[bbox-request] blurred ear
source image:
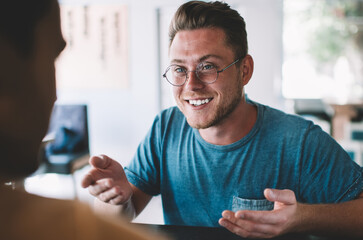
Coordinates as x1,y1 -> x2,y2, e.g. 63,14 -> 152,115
240,54 -> 254,87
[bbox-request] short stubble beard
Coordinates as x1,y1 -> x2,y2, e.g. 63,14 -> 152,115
190,71 -> 244,129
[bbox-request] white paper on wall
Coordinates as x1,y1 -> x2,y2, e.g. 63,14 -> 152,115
56,4 -> 128,89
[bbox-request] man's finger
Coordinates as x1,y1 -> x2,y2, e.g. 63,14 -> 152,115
219,218 -> 273,239
89,155 -> 111,169
221,211 -> 284,238
88,178 -> 114,196
223,209 -> 278,225
81,172 -> 95,188
109,194 -> 126,205
264,188 -> 296,205
97,187 -> 122,203
235,209 -> 281,225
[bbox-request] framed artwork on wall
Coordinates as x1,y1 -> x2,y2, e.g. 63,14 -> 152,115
56,4 -> 129,89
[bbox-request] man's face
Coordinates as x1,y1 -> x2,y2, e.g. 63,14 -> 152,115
0,0 -> 65,177
169,28 -> 243,129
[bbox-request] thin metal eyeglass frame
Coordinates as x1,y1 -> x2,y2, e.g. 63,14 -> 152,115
163,56 -> 243,87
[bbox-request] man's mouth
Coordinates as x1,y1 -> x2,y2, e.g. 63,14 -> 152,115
188,98 -> 213,107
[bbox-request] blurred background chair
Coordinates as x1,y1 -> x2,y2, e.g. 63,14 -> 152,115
293,99 -> 334,135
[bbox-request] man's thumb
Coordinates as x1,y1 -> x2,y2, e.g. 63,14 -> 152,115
89,154 -> 111,169
264,188 -> 296,205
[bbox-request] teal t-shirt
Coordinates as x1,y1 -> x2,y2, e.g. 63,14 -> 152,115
125,100 -> 363,227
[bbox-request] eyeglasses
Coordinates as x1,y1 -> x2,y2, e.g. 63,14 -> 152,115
162,57 -> 242,87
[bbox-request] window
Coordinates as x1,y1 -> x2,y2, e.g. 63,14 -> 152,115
283,0 -> 363,103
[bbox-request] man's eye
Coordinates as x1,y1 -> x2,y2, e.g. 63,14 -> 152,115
175,67 -> 185,72
173,67 -> 186,74
200,64 -> 216,71
171,66 -> 186,77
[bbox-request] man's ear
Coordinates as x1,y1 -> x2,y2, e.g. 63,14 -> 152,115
241,54 -> 254,86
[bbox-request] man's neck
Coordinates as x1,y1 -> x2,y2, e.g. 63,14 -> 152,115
198,100 -> 257,145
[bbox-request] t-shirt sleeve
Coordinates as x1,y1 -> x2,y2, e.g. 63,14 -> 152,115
124,115 -> 162,196
299,124 -> 363,203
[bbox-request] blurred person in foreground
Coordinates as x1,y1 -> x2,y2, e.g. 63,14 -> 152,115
82,1 -> 363,239
0,1 -> 166,239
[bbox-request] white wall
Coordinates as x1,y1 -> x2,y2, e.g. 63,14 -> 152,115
57,0 -> 183,165
238,0 -> 284,109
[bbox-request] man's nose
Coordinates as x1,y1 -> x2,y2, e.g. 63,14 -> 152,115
184,71 -> 204,90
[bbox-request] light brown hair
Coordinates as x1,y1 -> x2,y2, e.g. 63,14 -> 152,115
169,1 -> 248,59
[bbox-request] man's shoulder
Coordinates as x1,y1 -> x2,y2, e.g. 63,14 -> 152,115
252,100 -> 316,133
0,189 -> 159,240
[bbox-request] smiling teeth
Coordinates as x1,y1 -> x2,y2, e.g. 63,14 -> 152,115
189,98 -> 210,106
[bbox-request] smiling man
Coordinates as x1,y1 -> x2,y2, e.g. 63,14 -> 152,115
82,1 -> 363,238
168,27 -> 256,144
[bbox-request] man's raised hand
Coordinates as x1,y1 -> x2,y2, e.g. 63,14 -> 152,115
81,155 -> 133,205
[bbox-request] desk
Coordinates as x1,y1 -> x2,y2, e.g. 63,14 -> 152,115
135,224 -> 357,240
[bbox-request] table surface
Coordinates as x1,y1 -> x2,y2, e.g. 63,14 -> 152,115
135,224 -> 358,240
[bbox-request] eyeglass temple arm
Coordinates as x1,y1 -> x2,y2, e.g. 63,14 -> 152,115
217,57 -> 242,73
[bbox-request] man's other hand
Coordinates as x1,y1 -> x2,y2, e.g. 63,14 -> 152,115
219,189 -> 300,239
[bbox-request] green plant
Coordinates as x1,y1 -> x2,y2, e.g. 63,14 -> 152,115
306,0 -> 363,71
